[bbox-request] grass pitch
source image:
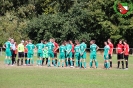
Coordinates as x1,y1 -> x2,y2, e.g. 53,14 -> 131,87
0,54 -> 133,88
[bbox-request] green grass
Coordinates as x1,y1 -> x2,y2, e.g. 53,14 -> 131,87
0,54 -> 133,88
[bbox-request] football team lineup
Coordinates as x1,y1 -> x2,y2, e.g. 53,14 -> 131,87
3,38 -> 129,70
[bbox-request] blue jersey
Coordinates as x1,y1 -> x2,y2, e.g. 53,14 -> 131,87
46,42 -> 54,52
59,45 -> 66,53
74,45 -> 80,53
90,44 -> 97,54
104,45 -> 110,55
66,44 -> 72,52
80,42 -> 87,53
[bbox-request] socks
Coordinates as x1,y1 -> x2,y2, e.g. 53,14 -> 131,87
21,59 -> 23,65
95,61 -> 98,68
106,62 -> 109,68
31,58 -> 34,64
27,59 -> 29,65
76,60 -> 78,67
17,59 -> 20,66
58,62 -> 60,67
90,61 -> 93,68
126,61 -> 128,68
121,61 -> 124,69
25,59 -> 27,64
62,62 -> 64,67
83,62 -> 86,68
110,61 -> 112,67
66,61 -> 68,67
52,60 -> 56,66
48,59 -> 50,66
117,61 -> 120,68
70,60 -> 72,66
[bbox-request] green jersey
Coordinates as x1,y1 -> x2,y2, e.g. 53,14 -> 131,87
5,41 -> 11,50
90,44 -> 97,54
36,43 -> 45,53
26,43 -> 35,53
104,45 -> 110,55
66,44 -> 72,52
80,42 -> 87,53
59,45 -> 66,53
74,45 -> 80,53
46,42 -> 54,52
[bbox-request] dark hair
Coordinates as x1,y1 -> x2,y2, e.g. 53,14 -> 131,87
82,39 -> 86,43
124,40 -> 127,43
108,39 -> 111,42
92,40 -> 95,43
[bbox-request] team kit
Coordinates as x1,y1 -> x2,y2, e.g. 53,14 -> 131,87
3,38 -> 129,70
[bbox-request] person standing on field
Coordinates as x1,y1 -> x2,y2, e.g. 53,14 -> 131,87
123,40 -> 129,70
116,40 -> 124,69
3,38 -> 12,65
69,40 -> 75,66
24,41 -> 28,65
17,40 -> 25,66
107,39 -> 114,68
74,40 -> 80,67
103,42 -> 110,69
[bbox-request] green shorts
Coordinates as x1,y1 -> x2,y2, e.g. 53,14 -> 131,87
27,52 -> 33,58
90,53 -> 97,60
66,52 -> 72,58
43,54 -> 48,58
59,53 -> 65,59
80,52 -> 86,59
75,53 -> 80,60
48,51 -> 54,58
104,54 -> 109,60
37,52 -> 43,58
5,49 -> 12,57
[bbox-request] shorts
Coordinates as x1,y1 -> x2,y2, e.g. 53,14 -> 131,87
109,54 -> 112,59
75,53 -> 80,60
72,52 -> 74,59
90,53 -> 96,60
104,54 -> 109,60
124,55 -> 128,60
43,54 -> 48,58
37,52 -> 43,58
5,50 -> 12,57
117,54 -> 123,60
24,53 -> 27,58
18,52 -> 24,58
80,52 -> 86,59
66,52 -> 72,58
48,51 -> 54,58
59,53 -> 65,59
54,53 -> 57,58
27,52 -> 33,58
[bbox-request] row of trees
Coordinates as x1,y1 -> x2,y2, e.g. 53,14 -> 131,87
0,0 -> 133,47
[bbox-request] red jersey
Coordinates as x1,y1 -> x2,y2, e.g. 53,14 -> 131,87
71,44 -> 74,53
117,44 -> 124,54
124,44 -> 129,55
24,44 -> 28,53
15,45 -> 18,54
108,43 -> 113,54
54,42 -> 59,53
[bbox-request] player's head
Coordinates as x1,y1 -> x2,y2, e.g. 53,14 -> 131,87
108,39 -> 112,43
69,40 -> 73,44
90,40 -> 95,44
8,38 -> 11,41
81,39 -> 86,43
52,38 -> 55,42
62,41 -> 65,45
21,40 -> 24,44
41,40 -> 44,43
11,39 -> 14,43
104,41 -> 108,45
50,38 -> 53,42
28,40 -> 32,43
123,40 -> 127,45
64,40 -> 67,45
119,40 -> 122,44
25,40 -> 28,44
75,40 -> 79,45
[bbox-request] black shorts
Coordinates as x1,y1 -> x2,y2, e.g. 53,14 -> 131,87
54,53 -> 57,58
109,54 -> 112,59
18,52 -> 24,58
124,55 -> 129,60
25,53 -> 27,58
72,52 -> 74,59
117,54 -> 123,60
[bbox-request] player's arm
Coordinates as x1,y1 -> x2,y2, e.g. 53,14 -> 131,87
3,44 -> 6,48
96,45 -> 99,51
54,43 -> 59,52
110,45 -> 113,56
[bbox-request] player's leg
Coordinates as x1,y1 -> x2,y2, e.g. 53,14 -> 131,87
66,54 -> 69,67
94,54 -> 98,68
4,50 -> 8,65
83,52 -> 86,68
124,55 -> 128,69
89,54 -> 93,68
109,54 -> 112,68
40,53 -> 43,66
75,53 -> 79,67
21,52 -> 24,65
58,53 -> 62,67
69,52 -> 73,67
30,54 -> 34,65
117,54 -> 121,68
51,52 -> 56,66
120,54 -> 124,69
24,53 -> 27,65
72,52 -> 74,66
8,50 -> 12,65
17,52 -> 21,66
47,52 -> 51,67
27,53 -> 30,65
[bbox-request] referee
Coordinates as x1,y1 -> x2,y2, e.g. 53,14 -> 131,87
17,40 -> 25,66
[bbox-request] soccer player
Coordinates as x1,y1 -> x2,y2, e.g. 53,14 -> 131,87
79,39 -> 87,69
52,38 -> 59,65
103,41 -> 110,69
17,40 -> 25,66
107,39 -> 114,68
74,40 -> 80,67
24,41 -> 28,65
36,40 -> 45,66
42,46 -> 48,65
69,40 -> 75,66
123,40 -> 129,70
46,39 -> 55,67
116,40 -> 124,69
58,41 -> 66,67
3,38 -> 12,65
65,41 -> 73,67
90,40 -> 99,68
10,39 -> 16,65
26,40 -> 35,65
